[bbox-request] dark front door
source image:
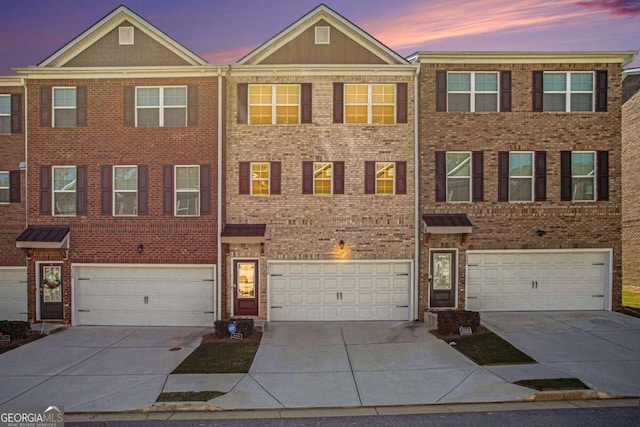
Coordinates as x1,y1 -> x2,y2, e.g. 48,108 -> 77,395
429,250 -> 457,308
40,264 -> 64,320
233,260 -> 258,316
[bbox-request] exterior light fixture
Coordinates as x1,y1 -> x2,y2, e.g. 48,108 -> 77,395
536,230 -> 546,237
339,240 -> 345,250
137,243 -> 144,254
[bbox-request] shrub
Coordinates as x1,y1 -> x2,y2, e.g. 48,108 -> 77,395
0,320 -> 31,339
213,319 -> 254,338
436,310 -> 480,335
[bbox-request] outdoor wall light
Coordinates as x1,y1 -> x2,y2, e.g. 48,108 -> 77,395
339,240 -> 345,250
137,243 -> 144,254
536,229 -> 546,237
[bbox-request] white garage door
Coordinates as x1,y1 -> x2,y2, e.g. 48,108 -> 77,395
0,267 -> 28,321
466,251 -> 609,311
269,261 -> 411,321
74,265 -> 215,326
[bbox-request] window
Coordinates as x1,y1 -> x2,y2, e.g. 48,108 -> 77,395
376,162 -> 395,195
113,166 -> 137,216
53,166 -> 76,215
344,84 -> 395,124
314,162 -> 332,195
119,26 -> 134,45
136,86 -> 187,127
175,166 -> 199,216
543,72 -> 593,112
315,26 -> 330,44
509,152 -> 533,202
447,72 -> 498,112
0,95 -> 9,133
53,87 -> 76,127
571,152 -> 595,201
251,163 -> 270,195
248,84 -> 299,124
446,152 -> 471,202
0,172 -> 8,203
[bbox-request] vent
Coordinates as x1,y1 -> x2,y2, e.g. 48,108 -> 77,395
119,26 -> 134,45
315,26 -> 330,44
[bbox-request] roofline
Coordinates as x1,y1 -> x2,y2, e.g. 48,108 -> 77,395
228,63 -> 418,77
14,65 -> 220,79
409,51 -> 637,65
0,76 -> 23,86
623,67 -> 640,75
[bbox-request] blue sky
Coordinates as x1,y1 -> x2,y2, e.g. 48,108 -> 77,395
0,0 -> 638,74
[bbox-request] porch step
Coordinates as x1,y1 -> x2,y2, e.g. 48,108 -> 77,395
31,323 -> 67,335
423,312 -> 438,330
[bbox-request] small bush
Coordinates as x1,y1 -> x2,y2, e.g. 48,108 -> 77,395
213,319 -> 254,338
436,310 -> 480,335
0,320 -> 31,339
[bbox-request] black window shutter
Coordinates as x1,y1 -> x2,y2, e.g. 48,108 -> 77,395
270,162 -> 281,195
596,70 -> 608,112
498,151 -> 509,202
76,86 -> 87,127
40,165 -> 51,214
435,151 -> 446,202
561,151 -> 572,201
239,162 -> 250,194
163,165 -> 174,215
200,164 -> 211,215
40,86 -> 51,127
301,83 -> 312,124
302,161 -> 314,194
9,170 -> 20,202
396,83 -> 408,123
123,86 -> 135,126
436,71 -> 447,112
472,151 -> 484,201
500,71 -> 512,112
597,151 -> 609,200
534,151 -> 547,201
333,83 -> 344,123
138,165 -> 148,215
11,94 -> 21,133
101,165 -> 112,214
76,166 -> 87,215
188,85 -> 198,126
396,161 -> 407,195
237,83 -> 248,124
532,71 -> 543,112
333,161 -> 344,195
364,161 -> 376,194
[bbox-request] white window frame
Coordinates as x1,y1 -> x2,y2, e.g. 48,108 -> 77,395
113,165 -> 138,217
174,165 -> 200,216
0,95 -> 10,134
543,72 -> 595,112
119,26 -> 134,45
52,87 -> 76,128
344,84 -> 396,124
0,171 -> 9,204
248,84 -> 300,125
375,162 -> 395,195
446,152 -> 471,203
571,151 -> 596,202
447,72 -> 499,112
508,151 -> 534,203
250,162 -> 270,196
313,162 -> 333,195
52,166 -> 76,217
135,86 -> 187,127
315,26 -> 330,44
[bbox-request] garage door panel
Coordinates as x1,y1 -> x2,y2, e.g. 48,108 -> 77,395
0,268 -> 28,321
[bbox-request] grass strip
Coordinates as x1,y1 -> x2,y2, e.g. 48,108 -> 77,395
448,332 -> 536,365
156,391 -> 225,402
172,342 -> 260,374
515,378 -> 589,391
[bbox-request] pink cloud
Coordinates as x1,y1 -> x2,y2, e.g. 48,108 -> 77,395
202,45 -> 256,64
575,0 -> 640,16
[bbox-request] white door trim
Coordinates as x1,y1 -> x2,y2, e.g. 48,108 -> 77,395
35,261 -> 64,322
230,257 -> 260,318
428,248 -> 459,310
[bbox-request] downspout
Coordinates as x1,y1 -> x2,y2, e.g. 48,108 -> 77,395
413,65 -> 420,321
216,67 -> 223,321
21,77 -> 28,229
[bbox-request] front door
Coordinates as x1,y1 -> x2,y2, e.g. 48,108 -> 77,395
40,264 -> 63,320
429,250 -> 457,308
233,260 -> 258,316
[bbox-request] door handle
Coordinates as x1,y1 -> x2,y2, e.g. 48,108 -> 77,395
339,292 -> 343,300
532,281 -> 534,289
535,281 -> 538,289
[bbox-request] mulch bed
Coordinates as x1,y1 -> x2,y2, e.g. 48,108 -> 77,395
430,325 -> 491,341
0,333 -> 45,355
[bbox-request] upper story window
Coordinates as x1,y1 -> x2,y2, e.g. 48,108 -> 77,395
376,162 -> 395,195
251,162 -> 270,195
543,72 -> 594,112
249,84 -> 299,124
175,165 -> 199,216
314,162 -> 332,195
570,151 -> 595,201
0,95 -> 10,133
446,152 -> 471,202
344,84 -> 395,124
53,166 -> 76,216
509,152 -> 534,202
53,87 -> 77,127
136,86 -> 187,127
448,72 -> 498,112
0,171 -> 9,203
114,166 -> 137,216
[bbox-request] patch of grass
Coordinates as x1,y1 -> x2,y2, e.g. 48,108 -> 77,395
448,332 -> 536,365
172,342 -> 260,374
0,344 -> 19,355
515,378 -> 589,391
623,289 -> 640,309
156,391 -> 225,402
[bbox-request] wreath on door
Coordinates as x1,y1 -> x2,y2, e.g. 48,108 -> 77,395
43,268 -> 61,290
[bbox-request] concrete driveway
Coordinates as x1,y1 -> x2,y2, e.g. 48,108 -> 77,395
0,326 -> 208,412
481,311 -> 640,397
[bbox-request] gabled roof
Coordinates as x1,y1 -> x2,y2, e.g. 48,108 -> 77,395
38,5 -> 207,67
237,4 -> 407,65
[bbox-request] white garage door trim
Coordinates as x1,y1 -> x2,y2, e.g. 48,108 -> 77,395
0,267 -> 28,322
72,263 -> 216,326
465,249 -> 612,311
267,260 -> 414,322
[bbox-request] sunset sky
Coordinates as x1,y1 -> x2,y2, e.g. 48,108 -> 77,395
0,0 -> 638,74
